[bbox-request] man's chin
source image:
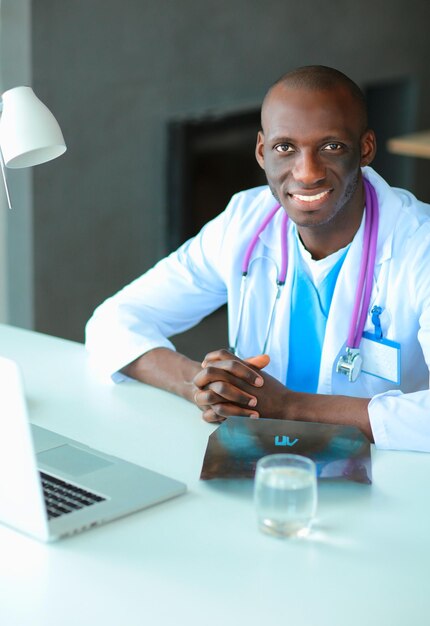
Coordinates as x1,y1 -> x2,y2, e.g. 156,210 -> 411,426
289,213 -> 335,229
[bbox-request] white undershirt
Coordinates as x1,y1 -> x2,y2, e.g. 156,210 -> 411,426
293,211 -> 366,288
296,236 -> 350,287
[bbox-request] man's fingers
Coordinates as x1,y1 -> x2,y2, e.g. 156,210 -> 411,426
202,350 -> 270,370
201,404 -> 259,422
195,382 -> 257,408
194,362 -> 263,389
201,349 -> 232,366
194,389 -> 222,408
194,350 -> 268,422
244,354 -> 270,369
202,408 -> 224,423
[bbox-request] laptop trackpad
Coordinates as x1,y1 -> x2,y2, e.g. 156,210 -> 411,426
37,445 -> 114,477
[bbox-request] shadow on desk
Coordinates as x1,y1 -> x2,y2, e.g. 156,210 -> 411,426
201,476 -> 374,507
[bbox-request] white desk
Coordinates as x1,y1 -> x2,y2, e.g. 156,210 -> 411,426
0,324 -> 429,626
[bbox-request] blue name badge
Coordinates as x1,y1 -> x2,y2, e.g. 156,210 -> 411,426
360,331 -> 401,384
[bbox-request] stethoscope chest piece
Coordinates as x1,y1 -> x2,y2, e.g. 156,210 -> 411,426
335,178 -> 379,383
336,348 -> 363,383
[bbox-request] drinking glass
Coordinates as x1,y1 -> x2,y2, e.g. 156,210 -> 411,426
254,454 -> 317,538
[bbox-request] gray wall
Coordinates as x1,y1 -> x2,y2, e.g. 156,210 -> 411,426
0,0 -> 33,329
26,0 -> 430,343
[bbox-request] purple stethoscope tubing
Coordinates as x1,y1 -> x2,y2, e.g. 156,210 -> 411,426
349,178 -> 379,348
234,177 -> 379,358
241,202 -> 288,284
232,203 -> 288,355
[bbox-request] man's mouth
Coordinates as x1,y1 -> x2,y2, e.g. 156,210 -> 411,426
290,189 -> 331,203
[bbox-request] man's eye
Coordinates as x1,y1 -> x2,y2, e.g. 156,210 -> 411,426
324,143 -> 343,151
275,144 -> 294,153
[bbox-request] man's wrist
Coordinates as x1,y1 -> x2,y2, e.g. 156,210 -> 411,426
281,389 -> 301,421
279,389 -> 372,440
123,348 -> 201,402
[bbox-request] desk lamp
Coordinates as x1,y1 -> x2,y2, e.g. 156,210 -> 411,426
0,86 -> 66,209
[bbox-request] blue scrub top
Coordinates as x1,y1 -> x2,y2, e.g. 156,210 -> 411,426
286,237 -> 348,394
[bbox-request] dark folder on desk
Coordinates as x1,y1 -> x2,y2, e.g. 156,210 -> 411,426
200,417 -> 371,484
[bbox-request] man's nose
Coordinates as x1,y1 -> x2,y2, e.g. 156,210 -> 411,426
292,151 -> 326,186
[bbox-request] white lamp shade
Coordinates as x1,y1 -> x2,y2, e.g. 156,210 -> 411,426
0,86 -> 66,168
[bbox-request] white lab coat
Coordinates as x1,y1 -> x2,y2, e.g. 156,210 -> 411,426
85,167 -> 430,451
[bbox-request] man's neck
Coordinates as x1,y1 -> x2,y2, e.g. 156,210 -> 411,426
297,184 -> 365,260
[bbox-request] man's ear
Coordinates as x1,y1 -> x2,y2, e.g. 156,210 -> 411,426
255,130 -> 265,170
360,129 -> 377,167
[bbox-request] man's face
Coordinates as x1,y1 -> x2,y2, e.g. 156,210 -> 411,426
255,85 -> 376,230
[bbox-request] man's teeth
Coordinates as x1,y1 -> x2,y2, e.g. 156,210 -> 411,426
293,191 -> 329,202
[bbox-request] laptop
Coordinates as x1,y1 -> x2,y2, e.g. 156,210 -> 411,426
0,356 -> 186,542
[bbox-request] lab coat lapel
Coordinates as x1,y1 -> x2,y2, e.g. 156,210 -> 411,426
250,168 -> 400,390
319,168 -> 398,394
257,207 -> 294,382
318,224 -> 364,394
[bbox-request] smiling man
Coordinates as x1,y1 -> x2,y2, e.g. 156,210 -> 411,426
256,69 -> 375,258
86,65 -> 430,452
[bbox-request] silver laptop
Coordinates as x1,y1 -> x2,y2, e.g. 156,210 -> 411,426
0,356 -> 186,542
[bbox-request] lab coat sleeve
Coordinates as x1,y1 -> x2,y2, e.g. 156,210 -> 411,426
85,203 -> 235,382
368,229 -> 430,451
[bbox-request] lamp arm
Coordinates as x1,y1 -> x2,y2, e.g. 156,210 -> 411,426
0,98 -> 12,209
0,101 -> 12,209
0,149 -> 12,210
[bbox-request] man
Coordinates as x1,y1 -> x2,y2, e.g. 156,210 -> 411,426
86,65 -> 430,451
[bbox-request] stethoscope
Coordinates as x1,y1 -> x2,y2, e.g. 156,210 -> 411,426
230,178 -> 379,383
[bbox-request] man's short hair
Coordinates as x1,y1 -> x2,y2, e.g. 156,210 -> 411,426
264,65 -> 368,132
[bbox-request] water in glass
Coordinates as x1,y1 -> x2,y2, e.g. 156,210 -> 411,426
254,455 -> 317,538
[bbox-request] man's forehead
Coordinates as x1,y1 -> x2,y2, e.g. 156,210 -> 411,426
261,84 -> 362,137
264,81 -> 355,107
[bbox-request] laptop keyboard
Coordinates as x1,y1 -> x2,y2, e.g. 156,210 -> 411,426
40,472 -> 106,520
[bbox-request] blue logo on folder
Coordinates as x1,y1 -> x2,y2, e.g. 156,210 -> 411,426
274,435 -> 299,447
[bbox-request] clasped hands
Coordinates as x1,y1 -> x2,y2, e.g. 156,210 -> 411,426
192,349 -> 290,423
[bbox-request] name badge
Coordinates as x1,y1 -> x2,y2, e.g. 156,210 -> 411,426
360,331 -> 401,384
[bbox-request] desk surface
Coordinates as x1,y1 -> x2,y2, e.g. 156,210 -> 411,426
387,130 -> 430,159
1,324 -> 429,626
